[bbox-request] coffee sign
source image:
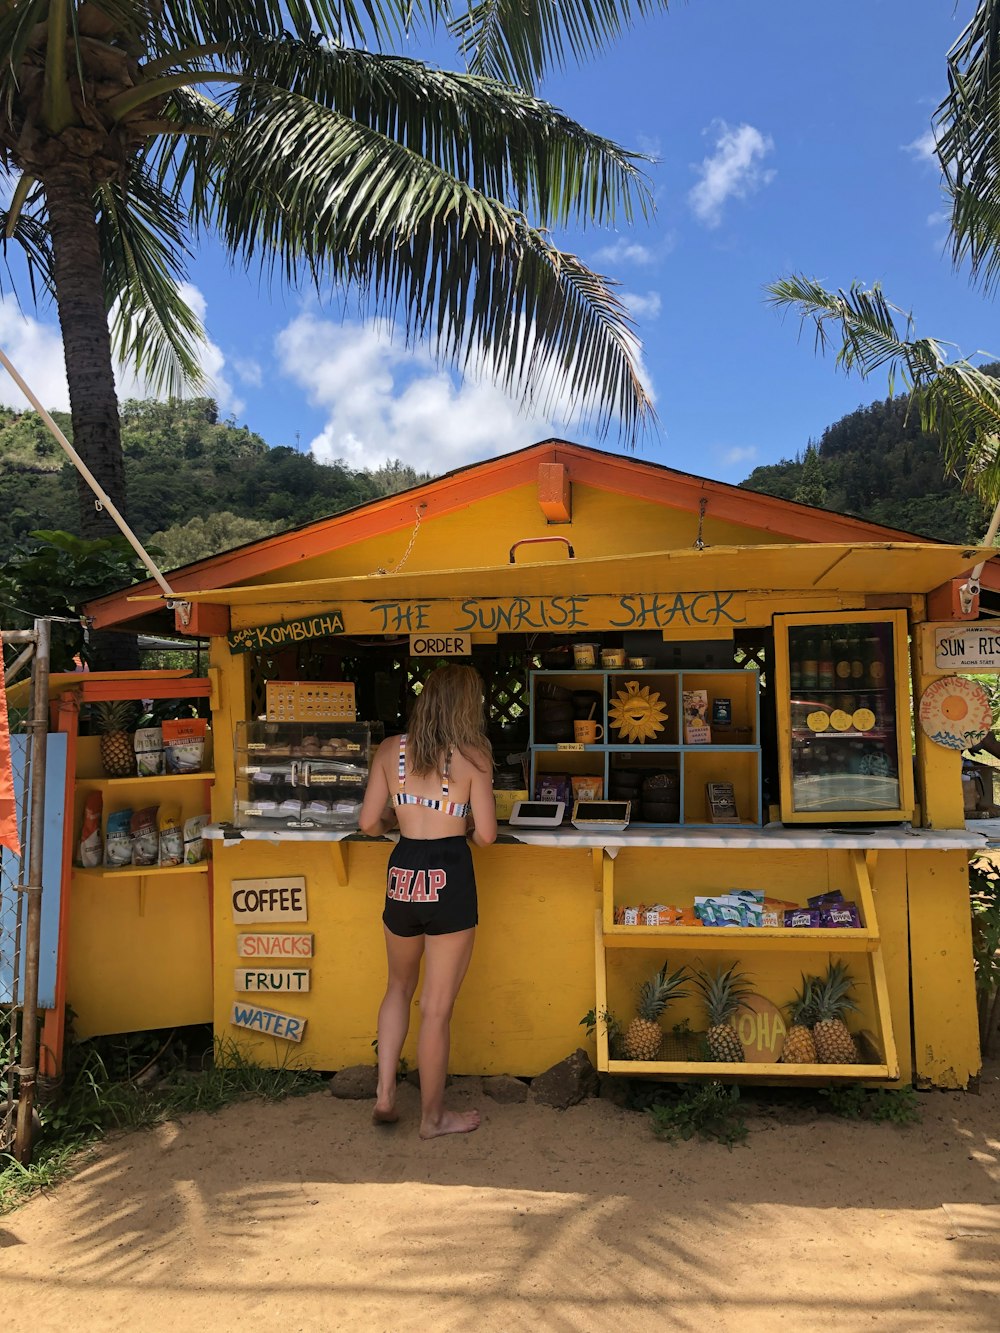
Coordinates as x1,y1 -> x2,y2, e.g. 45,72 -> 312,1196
231,877 -> 308,923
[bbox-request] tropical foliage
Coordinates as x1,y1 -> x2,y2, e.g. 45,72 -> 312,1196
767,1 -> 1000,513
741,379 -> 991,542
0,398 -> 432,548
0,0 -> 665,538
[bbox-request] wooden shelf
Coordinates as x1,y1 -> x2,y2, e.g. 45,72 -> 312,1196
603,926 -> 879,953
75,862 -> 210,879
77,772 -> 215,788
605,1058 -> 893,1080
592,847 -> 900,1082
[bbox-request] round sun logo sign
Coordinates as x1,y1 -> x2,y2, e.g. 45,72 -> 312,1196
609,680 -> 669,744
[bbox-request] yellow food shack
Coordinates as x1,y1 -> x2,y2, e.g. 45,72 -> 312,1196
55,440 -> 994,1089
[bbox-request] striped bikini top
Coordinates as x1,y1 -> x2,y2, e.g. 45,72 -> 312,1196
393,734 -> 471,818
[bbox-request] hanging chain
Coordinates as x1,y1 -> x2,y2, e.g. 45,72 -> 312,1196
375,504 -> 426,576
695,496 -> 708,550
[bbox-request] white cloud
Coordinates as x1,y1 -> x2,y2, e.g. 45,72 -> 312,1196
231,355 -> 263,388
0,295 -> 70,411
275,314 -> 555,472
593,238 -> 657,266
0,284 -> 243,416
721,444 -> 757,467
623,290 -> 662,320
688,122 -> 776,228
906,128 -> 939,165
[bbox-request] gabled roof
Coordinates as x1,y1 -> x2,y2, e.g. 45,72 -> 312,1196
86,438 -> 996,631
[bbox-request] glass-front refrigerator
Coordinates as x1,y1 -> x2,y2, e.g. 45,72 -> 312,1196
773,610 -> 915,823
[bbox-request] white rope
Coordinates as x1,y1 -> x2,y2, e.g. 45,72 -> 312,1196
0,345 -> 182,609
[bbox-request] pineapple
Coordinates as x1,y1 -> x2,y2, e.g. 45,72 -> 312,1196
622,959 -> 690,1060
94,701 -> 137,778
781,974 -> 819,1064
695,964 -> 753,1062
811,961 -> 859,1064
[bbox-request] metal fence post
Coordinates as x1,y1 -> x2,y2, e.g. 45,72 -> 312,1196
14,618 -> 50,1164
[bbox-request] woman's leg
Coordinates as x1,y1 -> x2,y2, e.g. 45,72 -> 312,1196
374,925 -> 424,1123
417,927 -> 479,1138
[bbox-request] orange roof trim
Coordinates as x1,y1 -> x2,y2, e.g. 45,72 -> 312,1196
86,439 -> 985,631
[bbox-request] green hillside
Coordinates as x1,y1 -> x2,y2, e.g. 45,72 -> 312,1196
0,398 -> 431,562
739,384 -> 993,543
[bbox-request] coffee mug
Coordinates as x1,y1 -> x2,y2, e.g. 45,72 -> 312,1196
573,720 -> 605,743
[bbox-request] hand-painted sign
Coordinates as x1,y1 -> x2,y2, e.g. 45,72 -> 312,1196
228,611 -> 344,654
372,592 -> 745,634
234,968 -> 311,993
231,877 -> 307,923
237,932 -> 314,958
230,592 -> 751,642
408,633 -> 471,656
735,994 -> 787,1063
230,1002 -> 306,1043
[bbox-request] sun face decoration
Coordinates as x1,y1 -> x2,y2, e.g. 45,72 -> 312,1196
609,680 -> 669,744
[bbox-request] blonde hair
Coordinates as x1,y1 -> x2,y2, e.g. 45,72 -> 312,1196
407,665 -> 493,776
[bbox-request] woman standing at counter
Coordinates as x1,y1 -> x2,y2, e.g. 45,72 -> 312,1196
359,665 -> 497,1137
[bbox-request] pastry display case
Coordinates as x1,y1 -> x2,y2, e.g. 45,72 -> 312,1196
233,721 -> 378,830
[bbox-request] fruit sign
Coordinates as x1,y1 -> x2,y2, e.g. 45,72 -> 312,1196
734,994 -> 787,1063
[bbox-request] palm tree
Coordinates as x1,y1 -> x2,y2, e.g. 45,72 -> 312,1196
935,0 -> 1000,292
0,1 -> 667,539
768,3 -> 1000,513
766,276 -> 1000,507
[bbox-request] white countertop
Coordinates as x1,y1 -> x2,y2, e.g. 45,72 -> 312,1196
204,821 -> 986,852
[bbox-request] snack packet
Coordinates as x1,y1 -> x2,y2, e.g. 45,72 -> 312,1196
104,808 -> 134,867
677,907 -> 703,927
162,718 -> 208,775
133,726 -> 164,777
157,804 -> 184,866
78,791 -> 104,867
761,897 -> 796,927
784,908 -> 822,928
643,904 -> 681,926
808,891 -> 845,908
571,774 -> 604,802
694,897 -> 720,925
183,813 -> 210,865
131,806 -> 159,866
821,901 -> 862,928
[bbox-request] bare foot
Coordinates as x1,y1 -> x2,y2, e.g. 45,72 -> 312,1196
372,1103 -> 399,1125
419,1108 -> 481,1139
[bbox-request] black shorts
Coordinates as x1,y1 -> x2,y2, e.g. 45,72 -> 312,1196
382,835 -> 478,938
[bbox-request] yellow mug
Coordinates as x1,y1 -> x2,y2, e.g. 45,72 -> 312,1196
573,719 -> 605,744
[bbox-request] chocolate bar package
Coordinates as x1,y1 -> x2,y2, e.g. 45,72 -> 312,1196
820,901 -> 862,928
762,897 -> 796,927
807,891 -> 845,908
536,773 -> 572,806
784,908 -> 822,928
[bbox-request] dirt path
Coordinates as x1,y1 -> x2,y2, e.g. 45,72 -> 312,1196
3,1064 -> 999,1332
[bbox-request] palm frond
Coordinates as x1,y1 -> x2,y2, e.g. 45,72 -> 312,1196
0,197 -> 55,306
150,0 -> 410,51
449,0 -> 671,91
935,0 -> 1000,290
211,37 -> 651,230
208,88 -> 652,437
96,169 -> 205,397
768,273 -> 1000,505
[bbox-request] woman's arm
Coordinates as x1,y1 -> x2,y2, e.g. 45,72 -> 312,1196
358,742 -> 395,836
467,752 -> 497,847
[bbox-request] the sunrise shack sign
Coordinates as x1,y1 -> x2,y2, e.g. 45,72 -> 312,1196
227,592 -> 748,648
228,610 -> 345,653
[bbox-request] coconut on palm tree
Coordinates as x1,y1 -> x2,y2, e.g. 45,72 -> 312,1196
0,1 -> 666,543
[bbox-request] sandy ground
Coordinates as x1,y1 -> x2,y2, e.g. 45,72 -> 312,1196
2,1064 -> 999,1333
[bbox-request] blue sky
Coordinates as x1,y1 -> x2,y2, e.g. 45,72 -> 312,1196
0,1 -> 995,486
